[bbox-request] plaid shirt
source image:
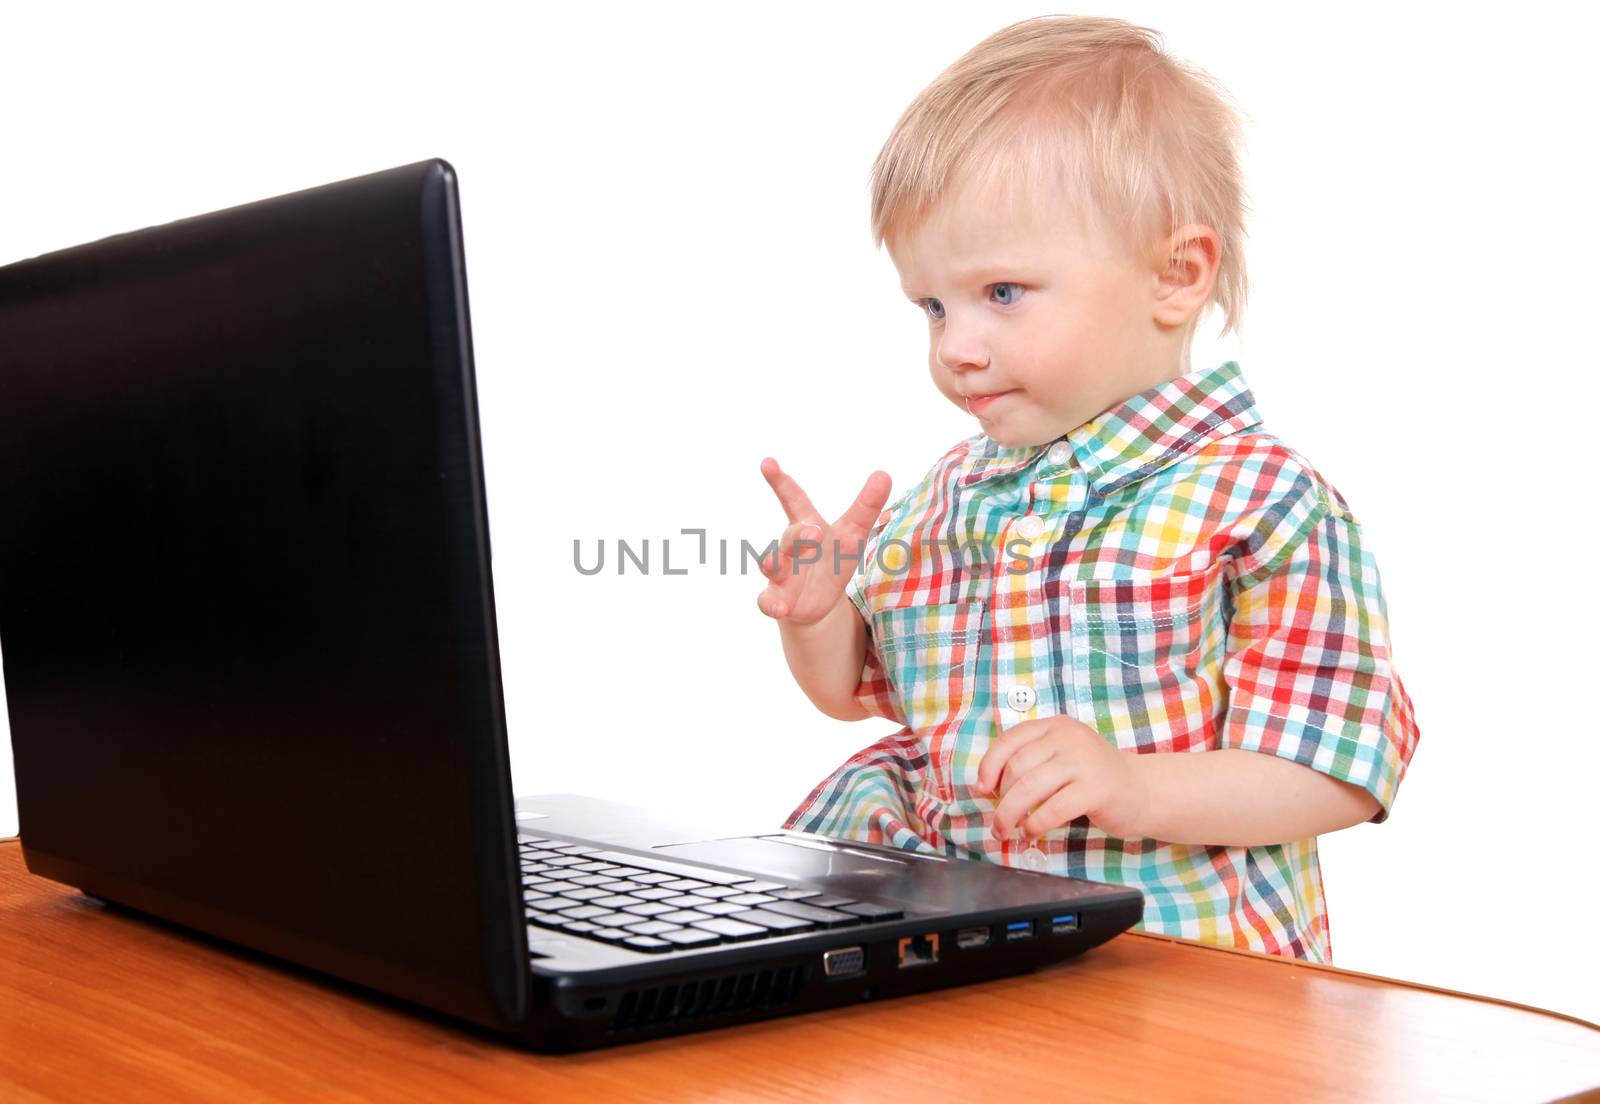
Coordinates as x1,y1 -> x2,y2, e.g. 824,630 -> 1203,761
782,360 -> 1420,961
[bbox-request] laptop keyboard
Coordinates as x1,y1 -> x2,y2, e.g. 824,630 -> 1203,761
519,835 -> 904,954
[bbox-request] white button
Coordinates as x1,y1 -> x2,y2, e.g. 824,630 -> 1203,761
1016,514 -> 1045,540
1021,847 -> 1048,871
1005,685 -> 1037,711
1046,442 -> 1072,467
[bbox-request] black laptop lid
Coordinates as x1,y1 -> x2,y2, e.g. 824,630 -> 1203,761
0,160 -> 526,1031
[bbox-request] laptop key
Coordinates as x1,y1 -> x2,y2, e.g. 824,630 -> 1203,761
592,894 -> 642,909
768,888 -> 822,900
727,909 -> 816,932
759,900 -> 861,927
568,874 -> 619,887
560,887 -> 610,902
559,905 -> 609,920
659,929 -> 721,948
550,844 -> 602,855
621,902 -> 676,917
589,911 -> 641,927
598,880 -> 650,893
623,936 -> 674,953
840,901 -> 904,921
631,887 -> 680,901
522,894 -> 565,909
589,927 -> 634,942
690,917 -> 767,941
661,879 -> 714,893
588,852 -> 752,886
697,902 -> 748,916
630,872 -> 679,885
658,909 -> 713,924
695,885 -> 743,899
726,880 -> 787,893
561,919 -> 599,933
621,919 -> 682,936
807,895 -> 859,909
660,894 -> 718,910
726,892 -> 778,906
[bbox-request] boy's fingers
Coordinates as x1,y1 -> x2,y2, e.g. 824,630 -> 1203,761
755,586 -> 789,619
975,719 -> 1046,796
995,740 -> 1062,801
992,760 -> 1073,838
760,457 -> 822,526
765,522 -> 822,579
758,521 -> 805,579
1019,788 -> 1089,841
759,532 -> 811,609
833,470 -> 893,537
757,523 -> 827,619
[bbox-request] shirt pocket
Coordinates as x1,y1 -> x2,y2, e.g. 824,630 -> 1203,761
1065,564 -> 1227,753
870,600 -> 986,736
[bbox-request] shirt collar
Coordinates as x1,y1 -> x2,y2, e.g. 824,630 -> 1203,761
960,360 -> 1263,496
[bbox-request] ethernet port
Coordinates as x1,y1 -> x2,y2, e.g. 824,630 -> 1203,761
897,932 -> 941,969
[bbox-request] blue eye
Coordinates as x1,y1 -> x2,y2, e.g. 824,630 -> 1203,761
991,282 -> 1024,305
922,298 -> 945,321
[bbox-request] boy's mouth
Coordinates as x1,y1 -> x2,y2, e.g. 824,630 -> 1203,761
965,389 -> 1015,414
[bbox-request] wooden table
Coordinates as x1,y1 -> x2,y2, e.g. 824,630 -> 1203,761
2,839 -> 1596,1103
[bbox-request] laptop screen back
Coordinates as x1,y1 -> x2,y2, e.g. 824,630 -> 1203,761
0,160 -> 526,1030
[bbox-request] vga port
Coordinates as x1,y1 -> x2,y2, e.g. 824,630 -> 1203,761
823,946 -> 865,977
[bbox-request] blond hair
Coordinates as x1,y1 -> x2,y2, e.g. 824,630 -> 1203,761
871,15 -> 1252,341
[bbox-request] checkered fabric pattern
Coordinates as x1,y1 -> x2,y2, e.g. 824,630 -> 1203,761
782,360 -> 1420,961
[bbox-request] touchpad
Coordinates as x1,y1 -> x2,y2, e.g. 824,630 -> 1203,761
654,835 -> 931,884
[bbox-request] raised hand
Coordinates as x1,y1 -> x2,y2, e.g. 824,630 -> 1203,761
756,458 -> 892,627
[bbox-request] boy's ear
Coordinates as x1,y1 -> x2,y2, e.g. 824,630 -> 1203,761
1152,224 -> 1221,327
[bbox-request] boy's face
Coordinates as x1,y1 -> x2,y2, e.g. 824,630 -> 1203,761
888,174 -> 1187,449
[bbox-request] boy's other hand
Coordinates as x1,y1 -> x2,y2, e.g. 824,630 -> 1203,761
756,458 -> 891,627
976,716 -> 1149,842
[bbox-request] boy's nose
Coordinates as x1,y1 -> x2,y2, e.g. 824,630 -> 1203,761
936,326 -> 990,372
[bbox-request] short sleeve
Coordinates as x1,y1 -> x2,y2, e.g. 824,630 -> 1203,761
1219,494 -> 1420,821
844,503 -> 908,726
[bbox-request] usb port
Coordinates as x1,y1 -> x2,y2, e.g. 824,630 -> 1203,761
956,926 -> 991,950
1051,913 -> 1080,934
1004,920 -> 1034,942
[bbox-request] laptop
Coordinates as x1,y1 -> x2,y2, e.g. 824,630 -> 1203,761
0,159 -> 1143,1052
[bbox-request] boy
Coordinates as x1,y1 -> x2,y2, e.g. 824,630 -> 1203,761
755,15 -> 1419,963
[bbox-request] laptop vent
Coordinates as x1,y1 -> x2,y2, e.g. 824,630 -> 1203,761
610,964 -> 809,1033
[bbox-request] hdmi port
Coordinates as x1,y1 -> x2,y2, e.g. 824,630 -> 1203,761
957,926 -> 992,950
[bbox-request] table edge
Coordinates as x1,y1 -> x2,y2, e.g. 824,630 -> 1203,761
1122,927 -> 1599,1032
5,836 -> 1595,1034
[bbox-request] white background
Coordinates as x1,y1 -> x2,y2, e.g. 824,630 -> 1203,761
2,1 -> 1596,1024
